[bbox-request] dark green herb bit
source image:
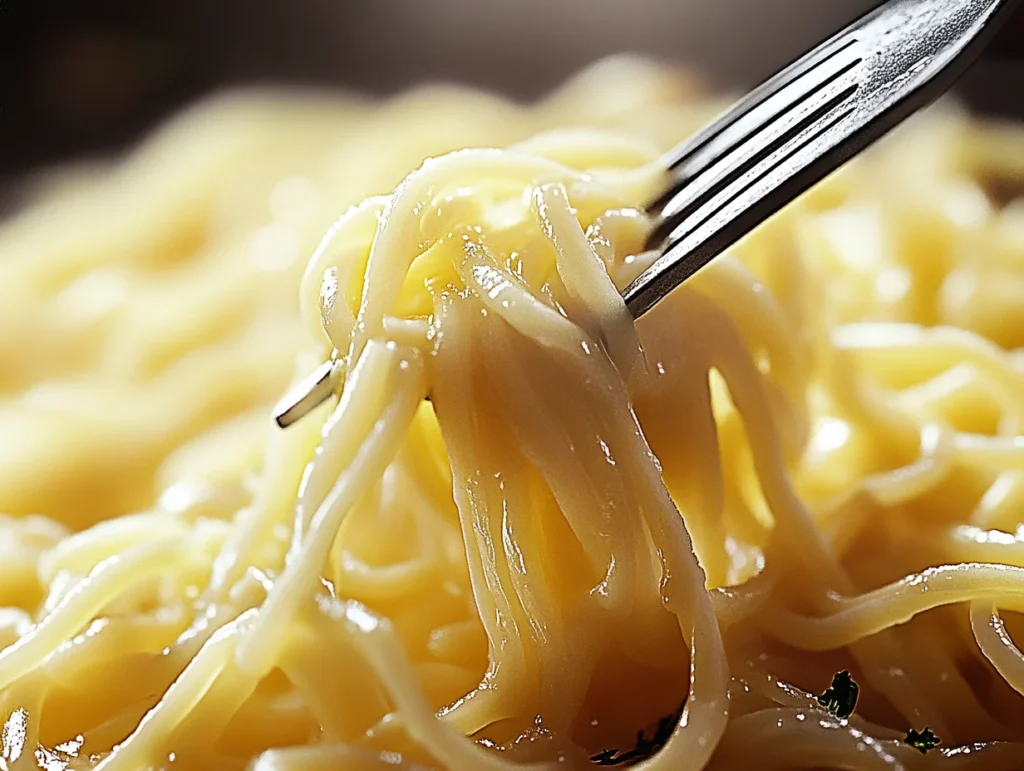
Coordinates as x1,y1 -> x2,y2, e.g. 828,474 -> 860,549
590,703 -> 683,766
816,670 -> 859,720
904,727 -> 941,754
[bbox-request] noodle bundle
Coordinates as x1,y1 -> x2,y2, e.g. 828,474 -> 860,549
0,57 -> 1024,769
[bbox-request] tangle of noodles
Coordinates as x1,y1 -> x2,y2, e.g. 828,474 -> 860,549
2,56 -> 1024,770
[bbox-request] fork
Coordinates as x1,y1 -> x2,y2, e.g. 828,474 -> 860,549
274,0 -> 1022,429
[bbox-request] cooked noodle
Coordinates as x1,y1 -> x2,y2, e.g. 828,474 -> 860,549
1,56 -> 1024,769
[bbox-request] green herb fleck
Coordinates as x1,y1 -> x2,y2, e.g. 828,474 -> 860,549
904,726 -> 941,754
590,703 -> 683,766
816,670 -> 859,720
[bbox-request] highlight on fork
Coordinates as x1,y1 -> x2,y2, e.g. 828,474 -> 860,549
2,1 -> 1024,769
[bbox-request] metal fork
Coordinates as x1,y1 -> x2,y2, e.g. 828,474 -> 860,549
274,0 -> 1021,429
626,0 -> 1021,317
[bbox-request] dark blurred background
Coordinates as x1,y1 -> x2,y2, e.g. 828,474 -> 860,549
1,0 -> 1022,181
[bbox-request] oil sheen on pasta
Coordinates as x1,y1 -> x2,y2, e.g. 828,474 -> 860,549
1,57 -> 1024,770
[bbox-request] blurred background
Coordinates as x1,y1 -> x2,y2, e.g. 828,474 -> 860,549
1,0 -> 1023,184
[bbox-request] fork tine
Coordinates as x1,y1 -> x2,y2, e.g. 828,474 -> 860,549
627,0 -> 1022,320
656,35 -> 860,184
273,359 -> 340,428
669,96 -> 858,249
644,38 -> 860,227
648,39 -> 863,248
633,96 -> 861,318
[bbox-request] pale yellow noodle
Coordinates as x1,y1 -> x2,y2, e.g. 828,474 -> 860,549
0,56 -> 1022,771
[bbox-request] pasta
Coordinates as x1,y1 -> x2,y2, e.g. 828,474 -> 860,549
1,55 -> 1024,769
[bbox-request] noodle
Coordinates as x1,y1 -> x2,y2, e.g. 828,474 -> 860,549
0,55 -> 1023,769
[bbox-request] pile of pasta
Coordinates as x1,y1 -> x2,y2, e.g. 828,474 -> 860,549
0,56 -> 1023,770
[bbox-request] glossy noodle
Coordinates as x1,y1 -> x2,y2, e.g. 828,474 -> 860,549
1,57 -> 1024,770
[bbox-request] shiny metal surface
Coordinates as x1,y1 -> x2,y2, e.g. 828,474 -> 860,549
273,0 -> 1020,429
625,0 -> 1023,319
273,360 -> 341,429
